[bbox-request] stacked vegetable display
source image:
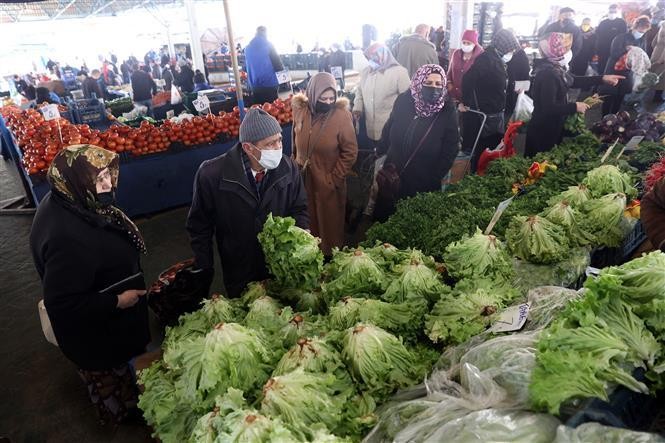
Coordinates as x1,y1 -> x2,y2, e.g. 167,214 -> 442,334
592,111 -> 665,144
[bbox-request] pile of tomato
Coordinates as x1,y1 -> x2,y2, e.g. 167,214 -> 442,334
1,95 -> 294,176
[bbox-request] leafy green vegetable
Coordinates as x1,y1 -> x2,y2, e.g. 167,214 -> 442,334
272,337 -> 347,378
444,228 -> 514,281
506,215 -> 570,264
341,324 -> 423,398
328,297 -> 422,340
258,214 -> 324,290
382,251 -> 448,305
547,184 -> 592,208
579,193 -> 629,248
323,249 -> 386,300
240,281 -> 269,306
425,279 -> 504,345
243,296 -> 290,336
512,248 -> 591,294
582,165 -> 637,198
541,201 -> 596,246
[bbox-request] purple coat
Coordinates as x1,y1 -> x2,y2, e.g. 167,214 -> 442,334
447,46 -> 483,102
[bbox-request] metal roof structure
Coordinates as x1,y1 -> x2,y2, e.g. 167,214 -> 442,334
0,0 -> 185,24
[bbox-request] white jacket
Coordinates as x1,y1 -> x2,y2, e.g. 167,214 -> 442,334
353,65 -> 411,141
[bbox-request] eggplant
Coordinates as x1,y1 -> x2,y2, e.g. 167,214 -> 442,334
617,111 -> 631,124
603,114 -> 619,127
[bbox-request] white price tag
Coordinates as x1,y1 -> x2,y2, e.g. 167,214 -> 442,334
514,80 -> 531,92
41,104 -> 60,121
489,303 -> 530,333
484,196 -> 515,235
192,95 -> 210,113
616,135 -> 644,160
275,70 -> 291,84
166,110 -> 175,119
331,66 -> 344,79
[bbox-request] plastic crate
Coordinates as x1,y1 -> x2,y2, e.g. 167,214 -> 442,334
73,102 -> 107,126
622,220 -> 647,260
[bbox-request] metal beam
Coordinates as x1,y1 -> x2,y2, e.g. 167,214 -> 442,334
88,0 -> 116,17
52,0 -> 78,20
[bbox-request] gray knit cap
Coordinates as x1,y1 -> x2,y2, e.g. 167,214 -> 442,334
239,108 -> 282,144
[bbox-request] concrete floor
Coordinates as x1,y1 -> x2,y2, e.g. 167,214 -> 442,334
0,155 -> 226,442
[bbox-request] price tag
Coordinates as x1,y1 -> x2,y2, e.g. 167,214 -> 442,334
616,135 -> 644,160
331,66 -> 344,79
484,196 -> 515,235
275,70 -> 291,84
585,266 -> 601,277
41,104 -> 60,121
514,80 -> 531,92
166,110 -> 175,119
192,95 -> 210,113
489,303 -> 530,333
600,138 -> 620,163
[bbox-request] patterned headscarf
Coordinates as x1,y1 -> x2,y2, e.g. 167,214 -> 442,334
410,64 -> 447,118
539,32 -> 573,63
364,43 -> 400,73
47,144 -> 146,253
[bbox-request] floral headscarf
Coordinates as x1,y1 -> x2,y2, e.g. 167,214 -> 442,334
539,32 -> 573,63
364,43 -> 400,73
410,64 -> 447,118
47,144 -> 146,253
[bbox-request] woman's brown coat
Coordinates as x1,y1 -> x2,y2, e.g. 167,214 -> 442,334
291,94 -> 358,255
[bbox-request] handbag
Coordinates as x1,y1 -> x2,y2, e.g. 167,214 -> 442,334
474,90 -> 505,138
38,299 -> 58,346
374,118 -> 437,221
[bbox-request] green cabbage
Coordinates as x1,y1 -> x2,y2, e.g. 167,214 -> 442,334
444,228 -> 514,281
323,249 -> 386,300
243,296 -> 289,335
541,201 -> 596,247
582,165 -> 637,198
547,184 -> 592,208
260,368 -> 349,440
272,337 -> 347,378
579,193 -> 628,248
258,214 -> 324,290
240,281 -> 269,306
329,297 -> 364,330
382,251 -> 448,305
341,323 -> 423,398
328,297 -> 421,339
506,215 -> 570,264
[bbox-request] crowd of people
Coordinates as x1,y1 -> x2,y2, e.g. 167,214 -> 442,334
24,4 -> 665,428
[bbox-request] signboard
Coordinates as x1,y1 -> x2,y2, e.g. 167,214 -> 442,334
489,303 -> 530,333
275,70 -> 291,84
41,104 -> 60,121
331,66 -> 344,80
192,95 -> 211,113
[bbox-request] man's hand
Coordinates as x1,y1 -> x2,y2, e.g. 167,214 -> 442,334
117,289 -> 146,309
602,75 -> 625,86
575,102 -> 590,113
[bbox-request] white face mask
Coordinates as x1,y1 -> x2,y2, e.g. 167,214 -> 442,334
608,12 -> 618,20
251,146 -> 282,170
461,43 -> 475,53
501,52 -> 514,63
633,31 -> 645,40
559,50 -> 573,67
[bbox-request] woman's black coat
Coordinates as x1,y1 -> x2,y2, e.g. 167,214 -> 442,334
30,193 -> 150,370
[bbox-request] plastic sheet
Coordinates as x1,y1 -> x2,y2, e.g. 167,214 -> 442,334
524,286 -> 581,331
512,248 -> 590,293
553,423 -> 665,443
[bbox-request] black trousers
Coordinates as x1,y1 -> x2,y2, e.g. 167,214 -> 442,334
251,86 -> 278,105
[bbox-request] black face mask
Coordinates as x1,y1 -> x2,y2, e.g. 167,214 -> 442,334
315,101 -> 334,114
97,191 -> 116,208
421,86 -> 444,104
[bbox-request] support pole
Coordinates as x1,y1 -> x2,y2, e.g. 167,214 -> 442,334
222,0 -> 246,120
184,0 -> 205,73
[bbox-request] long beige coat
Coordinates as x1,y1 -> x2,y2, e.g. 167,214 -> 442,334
353,65 -> 411,141
292,94 -> 358,255
651,26 -> 665,90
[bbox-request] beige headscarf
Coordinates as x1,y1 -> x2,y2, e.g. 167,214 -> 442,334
305,72 -> 337,114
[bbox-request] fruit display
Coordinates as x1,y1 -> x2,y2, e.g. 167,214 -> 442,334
0,96 -> 294,176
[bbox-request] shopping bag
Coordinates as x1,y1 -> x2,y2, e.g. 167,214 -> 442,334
511,91 -> 534,123
38,299 -> 58,346
170,84 -> 182,105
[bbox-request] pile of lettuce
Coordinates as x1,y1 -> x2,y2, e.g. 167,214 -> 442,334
529,252 -> 665,415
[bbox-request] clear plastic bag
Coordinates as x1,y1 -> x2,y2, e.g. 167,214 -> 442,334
524,286 -> 581,331
512,248 -> 590,293
553,423 -> 665,443
511,91 -> 534,123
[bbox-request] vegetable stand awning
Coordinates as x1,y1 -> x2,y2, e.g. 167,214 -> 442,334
0,0 -> 185,23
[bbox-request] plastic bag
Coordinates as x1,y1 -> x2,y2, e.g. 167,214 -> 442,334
524,286 -> 581,331
363,155 -> 387,217
511,91 -> 534,123
512,247 -> 591,293
171,84 -> 182,105
553,423 -> 665,443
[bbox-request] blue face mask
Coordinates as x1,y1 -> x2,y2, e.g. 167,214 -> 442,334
368,60 -> 381,70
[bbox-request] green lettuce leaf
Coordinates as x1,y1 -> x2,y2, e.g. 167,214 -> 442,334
444,228 -> 514,281
323,248 -> 387,300
582,164 -> 637,198
506,215 -> 570,264
547,184 -> 592,208
579,193 -> 629,248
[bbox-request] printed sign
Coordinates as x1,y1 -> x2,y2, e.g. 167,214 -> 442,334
166,110 -> 175,119
331,66 -> 344,79
275,70 -> 292,84
489,303 -> 530,333
192,95 -> 211,113
41,104 -> 60,121
514,80 -> 531,92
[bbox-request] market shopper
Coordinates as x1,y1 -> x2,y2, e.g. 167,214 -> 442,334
162,64 -> 174,92
525,33 -> 623,157
395,24 -> 439,78
292,72 -> 358,256
245,26 -> 284,104
570,18 -> 597,76
82,69 -> 104,100
353,43 -> 410,147
460,29 -> 520,172
642,177 -> 665,252
596,4 -> 628,74
176,62 -> 195,93
543,7 -> 583,56
131,66 -> 157,117
601,15 -> 652,115
193,70 -> 213,92
650,24 -> 665,102
446,29 -> 483,103
30,144 -> 149,425
506,47 -> 531,118
372,64 -> 459,222
187,108 -> 308,297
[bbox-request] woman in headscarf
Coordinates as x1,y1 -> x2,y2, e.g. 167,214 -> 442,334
292,72 -> 358,255
353,43 -> 410,147
372,64 -> 460,221
447,29 -> 484,103
460,29 -> 520,173
30,145 -> 150,425
526,33 -> 623,157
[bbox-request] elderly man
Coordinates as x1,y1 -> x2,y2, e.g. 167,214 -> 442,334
395,24 -> 439,78
187,108 -> 308,297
